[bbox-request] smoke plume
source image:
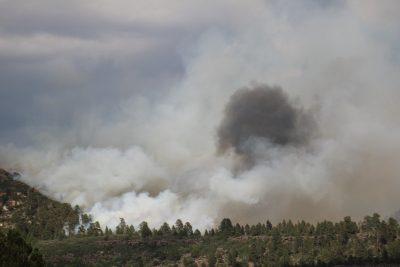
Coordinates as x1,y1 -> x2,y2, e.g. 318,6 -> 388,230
1,1 -> 400,230
217,84 -> 315,167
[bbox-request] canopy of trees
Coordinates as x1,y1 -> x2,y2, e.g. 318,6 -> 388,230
35,213 -> 400,266
0,229 -> 44,266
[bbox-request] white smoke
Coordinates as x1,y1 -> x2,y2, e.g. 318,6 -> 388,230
1,0 -> 400,230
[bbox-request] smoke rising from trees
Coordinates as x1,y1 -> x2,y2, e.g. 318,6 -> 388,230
1,1 -> 400,230
217,85 -> 315,167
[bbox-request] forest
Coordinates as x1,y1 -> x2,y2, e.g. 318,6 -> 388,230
4,212 -> 400,266
2,169 -> 400,266
2,0 -> 400,266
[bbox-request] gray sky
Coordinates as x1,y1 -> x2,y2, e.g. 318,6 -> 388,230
0,0 -> 352,145
0,0 -> 191,144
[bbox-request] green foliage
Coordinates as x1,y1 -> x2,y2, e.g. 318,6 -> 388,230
2,174 -> 399,267
219,218 -> 234,236
207,250 -> 217,267
139,221 -> 152,239
0,170 -> 80,240
14,193 -> 80,239
182,255 -> 196,267
227,248 -> 240,266
184,222 -> 193,236
87,221 -> 103,236
159,222 -> 171,235
36,213 -> 400,266
126,224 -> 136,238
0,229 -> 44,266
77,224 -> 86,236
116,217 -> 127,235
387,239 -> 400,261
81,213 -> 92,225
193,229 -> 201,238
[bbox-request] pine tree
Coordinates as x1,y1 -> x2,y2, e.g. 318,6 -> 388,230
159,222 -> 171,236
116,218 -> 127,235
219,218 -> 234,236
139,221 -> 152,239
175,219 -> 184,236
184,222 -> 193,236
193,229 -> 201,238
78,225 -> 86,236
266,220 -> 273,231
204,230 -> 209,237
126,225 -> 135,238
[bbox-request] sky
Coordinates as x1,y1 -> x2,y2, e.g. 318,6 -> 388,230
1,0 -> 400,230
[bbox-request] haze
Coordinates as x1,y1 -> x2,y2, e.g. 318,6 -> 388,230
1,0 -> 400,230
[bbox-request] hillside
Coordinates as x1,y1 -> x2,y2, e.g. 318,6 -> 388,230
0,169 -> 80,239
37,216 -> 400,266
1,168 -> 400,266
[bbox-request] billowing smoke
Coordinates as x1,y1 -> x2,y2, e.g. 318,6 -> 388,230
217,84 -> 315,167
1,1 -> 400,231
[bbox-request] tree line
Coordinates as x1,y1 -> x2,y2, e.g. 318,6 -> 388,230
5,211 -> 400,266
62,213 -> 400,266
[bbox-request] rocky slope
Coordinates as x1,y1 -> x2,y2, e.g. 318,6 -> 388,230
0,169 -> 80,239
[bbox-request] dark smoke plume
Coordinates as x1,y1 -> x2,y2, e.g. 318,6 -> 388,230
217,84 -> 314,161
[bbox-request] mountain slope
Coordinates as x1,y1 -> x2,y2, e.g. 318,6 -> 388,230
0,169 -> 79,239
